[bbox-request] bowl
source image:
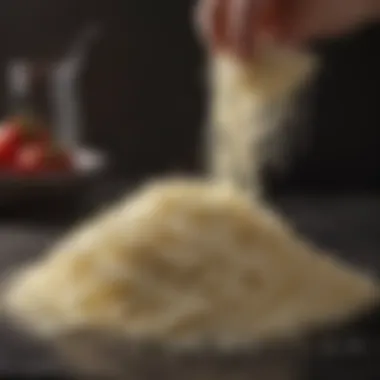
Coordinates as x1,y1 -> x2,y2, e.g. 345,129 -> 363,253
0,147 -> 107,211
53,329 -> 308,380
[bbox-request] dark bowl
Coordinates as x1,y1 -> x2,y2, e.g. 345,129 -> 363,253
52,329 -> 308,380
0,147 -> 107,213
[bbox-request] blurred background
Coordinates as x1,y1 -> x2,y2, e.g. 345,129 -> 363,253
0,0 -> 378,192
0,0 -> 378,378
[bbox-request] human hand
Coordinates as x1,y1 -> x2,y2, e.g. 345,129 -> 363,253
195,0 -> 378,58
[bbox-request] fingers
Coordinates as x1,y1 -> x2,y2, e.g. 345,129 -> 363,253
265,0 -> 297,42
230,0 -> 263,58
213,0 -> 230,49
195,0 -> 229,50
196,0 -> 373,58
194,0 -> 299,60
196,0 -> 262,58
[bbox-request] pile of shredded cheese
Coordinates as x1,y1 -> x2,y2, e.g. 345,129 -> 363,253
3,178 -> 377,349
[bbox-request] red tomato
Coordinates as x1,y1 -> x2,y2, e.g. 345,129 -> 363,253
13,144 -> 46,173
0,122 -> 24,168
48,151 -> 73,171
14,143 -> 73,174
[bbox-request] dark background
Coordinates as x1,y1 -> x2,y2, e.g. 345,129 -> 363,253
0,0 -> 378,192
0,2 -> 378,378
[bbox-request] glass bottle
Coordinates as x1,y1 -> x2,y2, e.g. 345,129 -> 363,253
5,24 -> 104,171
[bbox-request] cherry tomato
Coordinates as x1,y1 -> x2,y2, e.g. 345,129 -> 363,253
0,122 -> 24,168
14,143 -> 73,174
49,150 -> 73,171
13,144 -> 45,173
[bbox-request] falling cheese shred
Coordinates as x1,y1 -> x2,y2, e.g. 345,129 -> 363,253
207,44 -> 319,195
